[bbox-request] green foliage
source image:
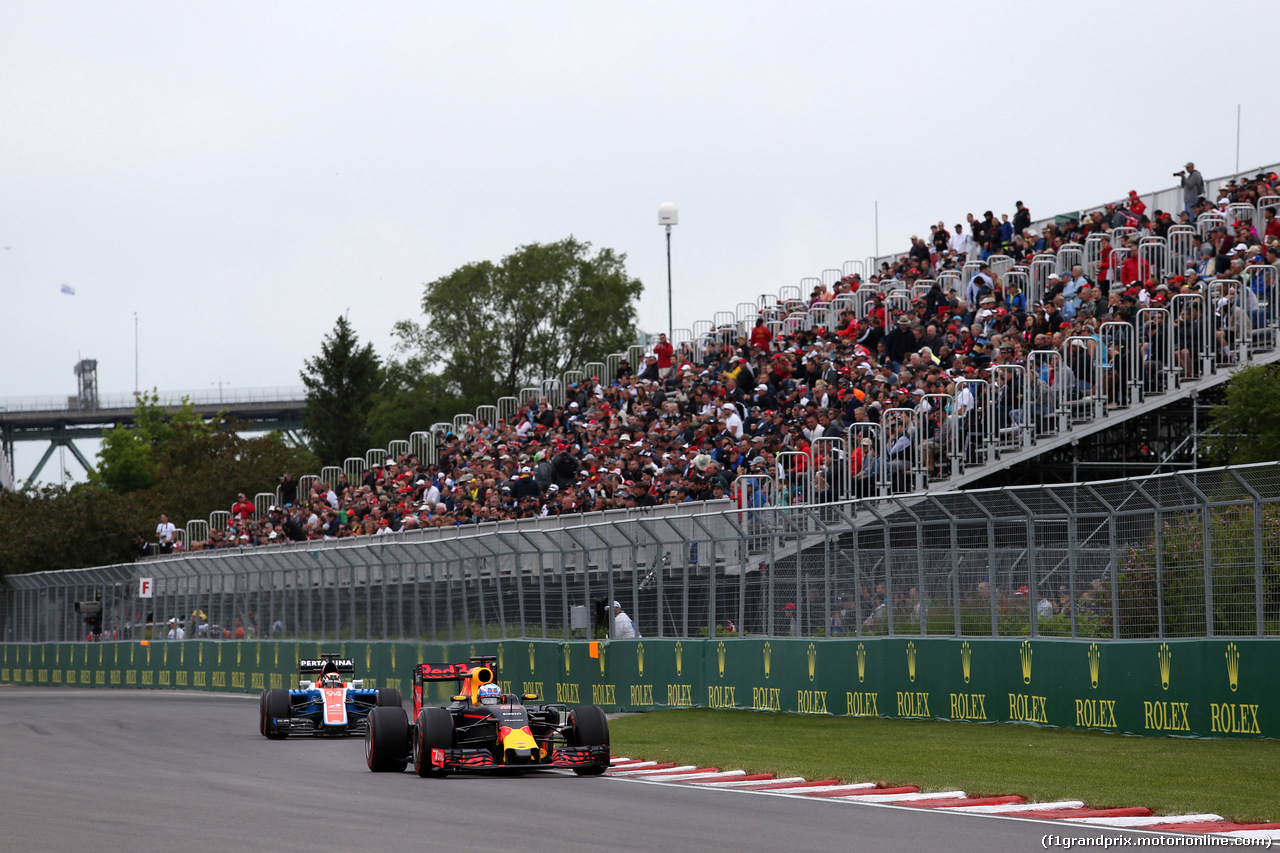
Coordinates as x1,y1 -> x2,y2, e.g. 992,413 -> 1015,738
364,364 -> 464,450
395,237 -> 643,400
1096,505 -> 1280,638
94,390 -> 212,494
301,315 -> 382,465
1,405 -> 313,577
1204,362 -> 1280,465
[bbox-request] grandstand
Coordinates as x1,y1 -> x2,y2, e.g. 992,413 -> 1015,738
157,163 -> 1280,554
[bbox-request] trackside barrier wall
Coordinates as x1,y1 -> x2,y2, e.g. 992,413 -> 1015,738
1,637 -> 1272,740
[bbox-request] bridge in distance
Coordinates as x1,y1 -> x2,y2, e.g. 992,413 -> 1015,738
0,386 -> 306,489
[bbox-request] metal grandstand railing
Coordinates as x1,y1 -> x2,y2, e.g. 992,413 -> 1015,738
5,463 -> 1279,644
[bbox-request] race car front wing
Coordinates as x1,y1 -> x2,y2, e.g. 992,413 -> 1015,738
430,744 -> 609,770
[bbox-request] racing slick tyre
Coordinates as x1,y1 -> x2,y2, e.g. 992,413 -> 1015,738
376,687 -> 403,708
261,688 -> 292,740
568,705 -> 610,776
365,706 -> 410,772
412,707 -> 455,778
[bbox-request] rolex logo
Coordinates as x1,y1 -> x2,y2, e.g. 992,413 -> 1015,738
390,645 -> 395,670
1019,640 -> 1032,685
365,645 -> 370,671
497,644 -> 504,671
599,644 -> 607,676
637,643 -> 644,677
763,641 -> 772,680
1226,642 -> 1239,693
907,641 -> 917,683
807,643 -> 817,682
564,643 -> 571,674
255,644 -> 260,666
529,643 -> 536,673
236,645 -> 241,666
856,643 -> 866,683
1088,643 -> 1100,689
717,641 -> 726,678
1158,643 -> 1172,690
675,641 -> 683,677
961,641 -> 972,684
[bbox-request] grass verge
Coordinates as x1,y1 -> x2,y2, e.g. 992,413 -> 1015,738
611,710 -> 1280,824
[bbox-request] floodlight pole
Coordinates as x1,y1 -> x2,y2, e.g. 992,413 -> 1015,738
665,224 -> 673,341
658,202 -> 678,342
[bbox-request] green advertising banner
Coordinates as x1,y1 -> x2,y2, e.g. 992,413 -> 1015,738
1,637 -> 1274,740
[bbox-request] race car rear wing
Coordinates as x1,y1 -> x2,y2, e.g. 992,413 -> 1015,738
299,656 -> 356,675
413,656 -> 497,683
412,656 -> 499,716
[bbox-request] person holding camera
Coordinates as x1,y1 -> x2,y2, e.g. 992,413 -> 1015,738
1177,162 -> 1204,219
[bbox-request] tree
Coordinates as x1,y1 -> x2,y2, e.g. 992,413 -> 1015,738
301,316 -> 382,464
1,423 -> 313,578
94,390 -> 213,494
1204,363 -> 1280,465
394,237 -> 643,400
365,366 -> 462,451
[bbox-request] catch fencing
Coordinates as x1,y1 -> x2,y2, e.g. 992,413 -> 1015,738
4,464 -> 1279,645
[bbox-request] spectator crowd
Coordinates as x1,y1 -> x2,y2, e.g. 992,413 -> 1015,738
167,165 -> 1280,551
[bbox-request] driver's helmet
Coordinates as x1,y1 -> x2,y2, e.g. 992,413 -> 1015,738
477,683 -> 503,706
320,671 -> 342,688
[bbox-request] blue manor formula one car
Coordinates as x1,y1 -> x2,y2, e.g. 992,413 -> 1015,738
258,654 -> 403,739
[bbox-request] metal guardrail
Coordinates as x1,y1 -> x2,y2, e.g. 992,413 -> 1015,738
6,463 -> 1278,645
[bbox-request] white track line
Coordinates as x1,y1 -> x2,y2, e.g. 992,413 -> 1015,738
1068,814 -> 1224,827
610,764 -> 699,775
607,760 -> 658,770
1225,831 -> 1280,841
946,801 -> 1085,814
837,790 -> 967,804
765,783 -> 878,794
694,777 -> 806,788
658,770 -> 747,781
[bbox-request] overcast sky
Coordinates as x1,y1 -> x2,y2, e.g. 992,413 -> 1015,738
5,1 -> 1279,484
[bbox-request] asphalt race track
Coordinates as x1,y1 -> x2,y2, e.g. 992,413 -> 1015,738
1,687 -> 1155,852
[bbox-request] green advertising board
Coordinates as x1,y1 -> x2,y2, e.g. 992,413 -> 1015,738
1,637 -> 1273,739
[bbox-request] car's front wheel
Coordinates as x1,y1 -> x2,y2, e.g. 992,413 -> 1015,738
260,688 -> 292,740
376,687 -> 403,708
413,708 -> 455,778
366,706 -> 409,772
569,705 -> 610,776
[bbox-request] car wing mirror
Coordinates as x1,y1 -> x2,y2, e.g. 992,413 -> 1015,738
351,679 -> 364,687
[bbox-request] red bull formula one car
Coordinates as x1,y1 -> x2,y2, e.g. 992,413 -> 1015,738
364,655 -> 609,777
258,654 -> 403,739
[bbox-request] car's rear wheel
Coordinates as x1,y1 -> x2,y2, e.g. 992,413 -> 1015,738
413,707 -> 455,778
261,688 -> 292,740
569,705 -> 610,776
376,687 -> 403,708
365,706 -> 409,772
